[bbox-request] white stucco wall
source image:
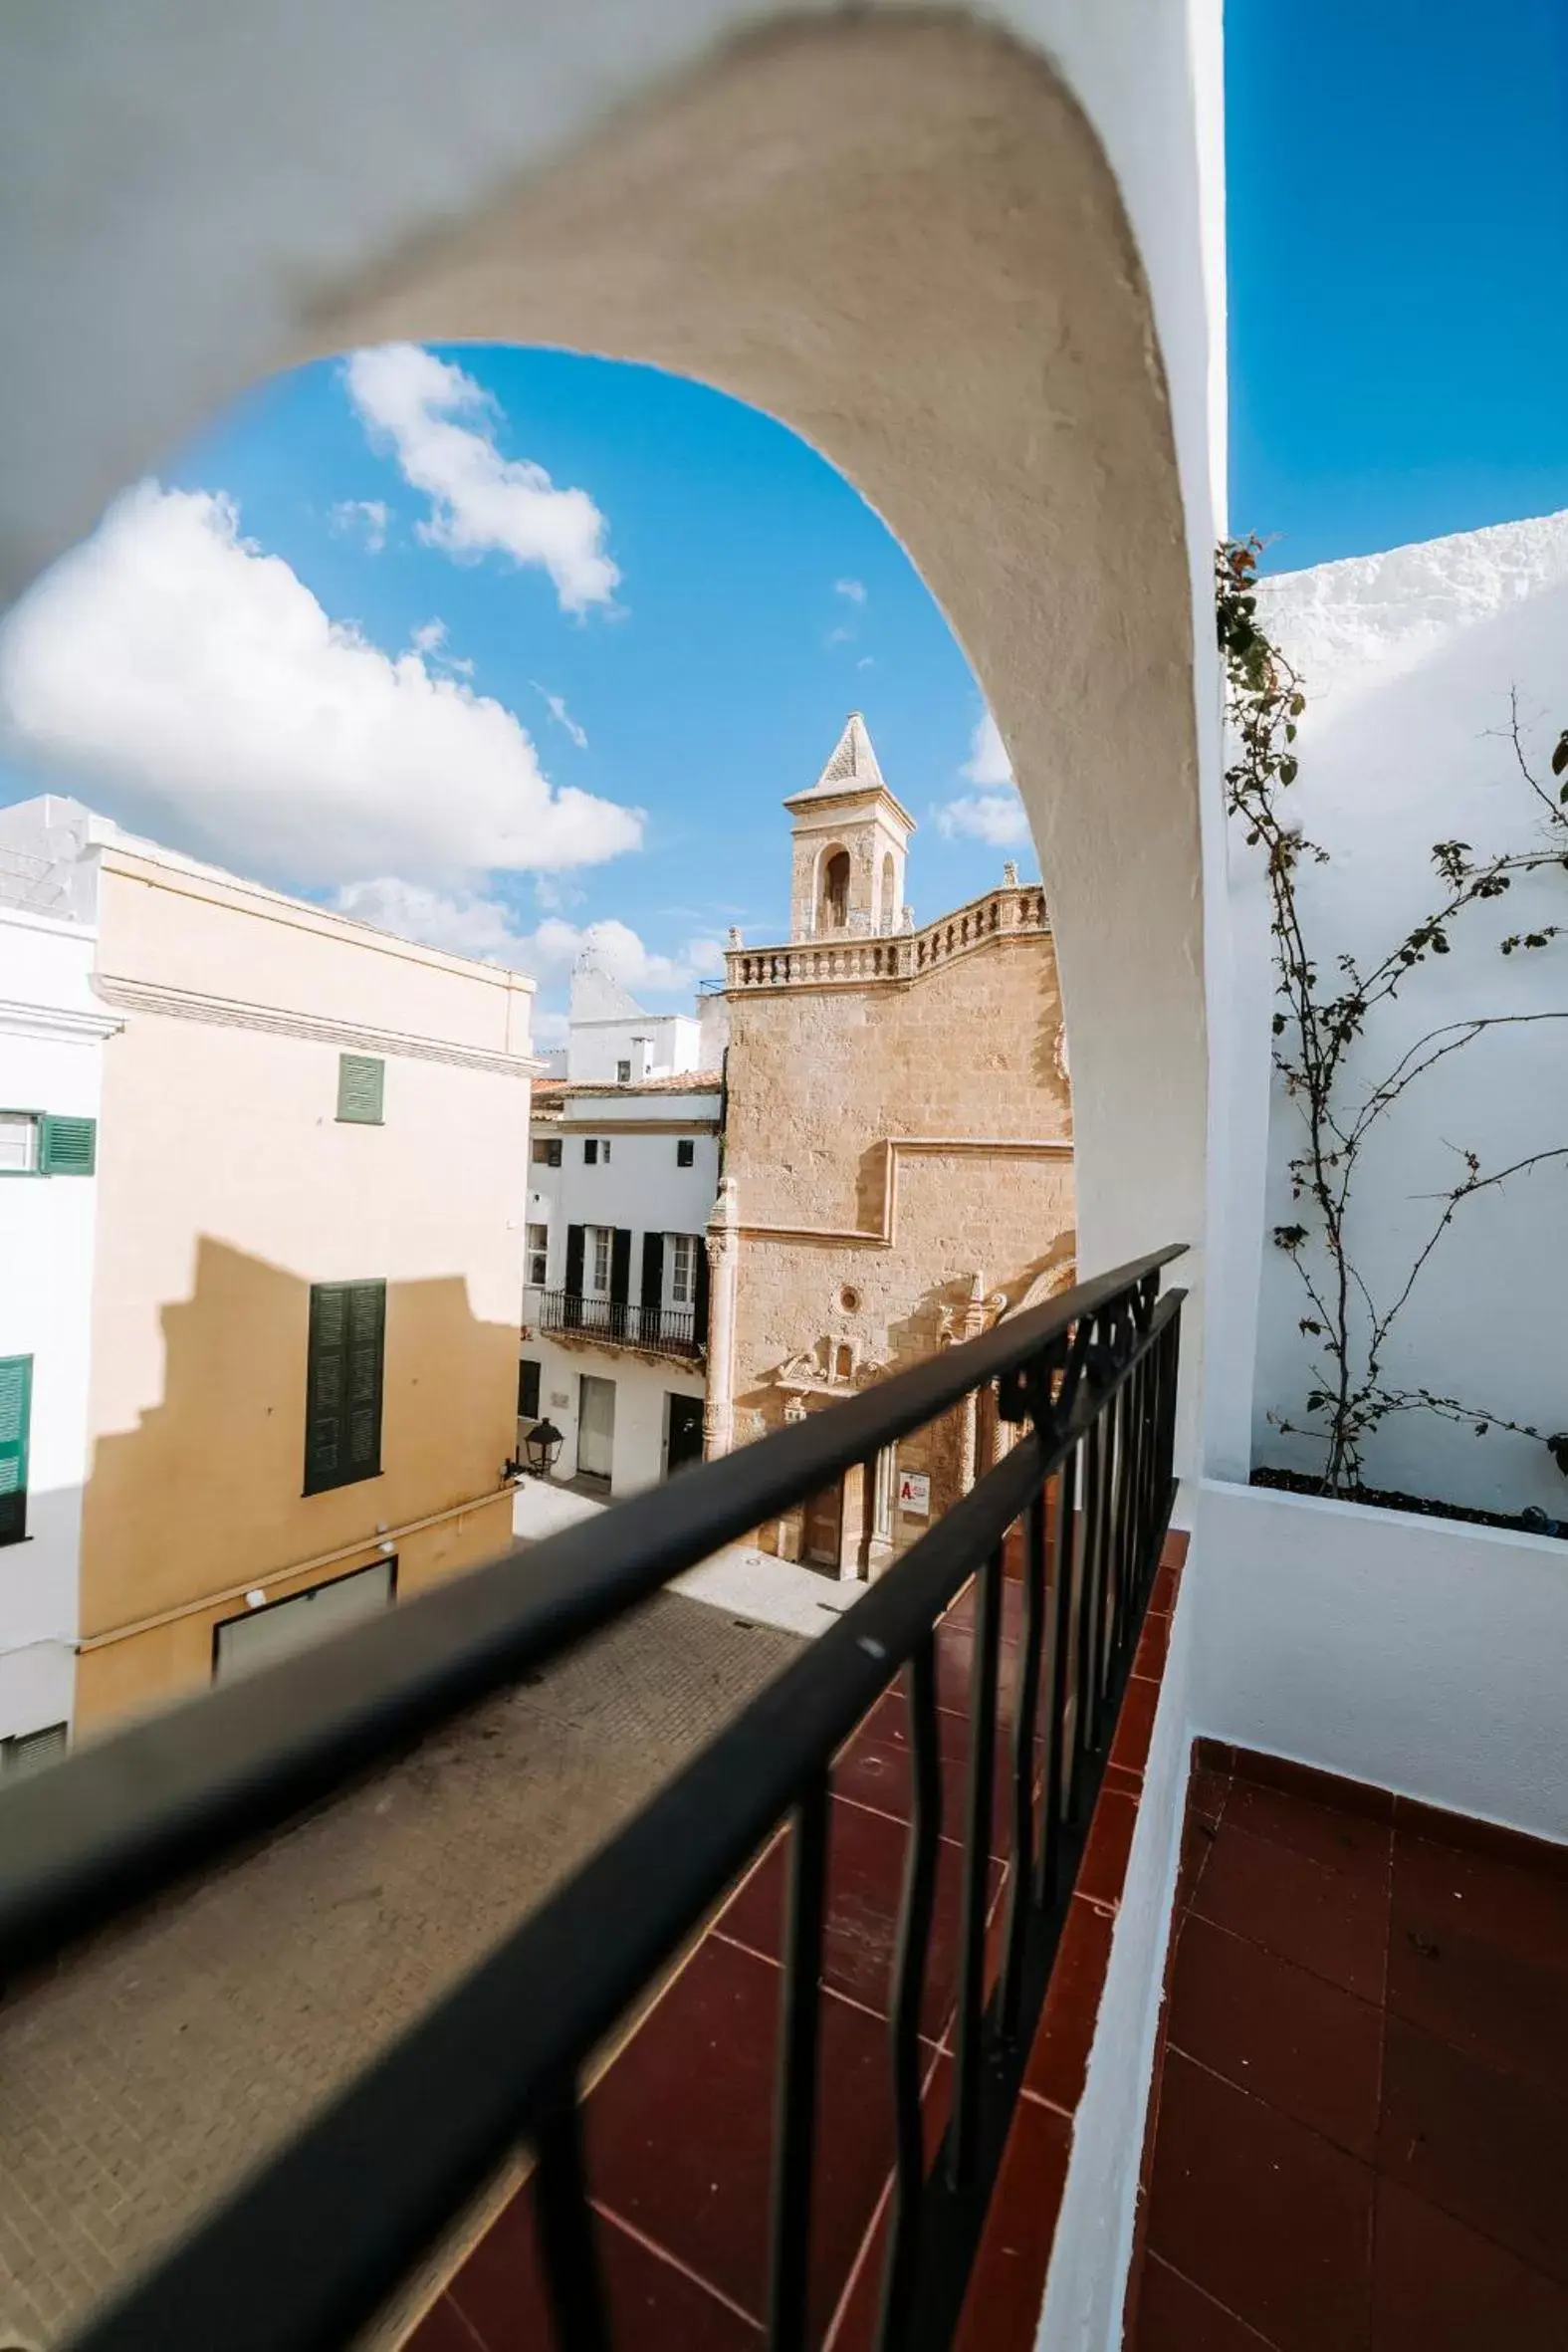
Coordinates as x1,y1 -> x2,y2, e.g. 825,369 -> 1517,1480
525,1336 -> 706,1497
1191,1478 -> 1568,1842
1244,514 -> 1568,1514
0,2 -> 1225,614
564,1013 -> 704,1084
0,905 -> 113,1739
526,1096 -> 722,1280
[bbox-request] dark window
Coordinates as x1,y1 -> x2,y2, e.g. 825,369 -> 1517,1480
0,1722 -> 67,1778
583,1138 -> 598,1165
532,1135 -> 562,1167
336,1054 -> 384,1125
518,1357 -> 542,1420
616,1059 -> 631,1083
821,847 -> 850,929
676,1138 -> 695,1168
304,1281 -> 385,1495
0,1353 -> 32,1545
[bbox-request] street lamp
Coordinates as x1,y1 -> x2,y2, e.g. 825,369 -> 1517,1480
524,1418 -> 564,1479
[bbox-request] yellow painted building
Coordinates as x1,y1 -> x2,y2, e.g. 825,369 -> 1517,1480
8,800 -> 536,1733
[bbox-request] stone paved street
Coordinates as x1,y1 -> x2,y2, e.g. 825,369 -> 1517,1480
0,1594 -> 802,2350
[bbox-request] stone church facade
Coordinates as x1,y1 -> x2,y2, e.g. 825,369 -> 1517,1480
707,715 -> 1075,1575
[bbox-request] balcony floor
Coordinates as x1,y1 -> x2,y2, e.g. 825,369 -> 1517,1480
1127,1746 -> 1568,2350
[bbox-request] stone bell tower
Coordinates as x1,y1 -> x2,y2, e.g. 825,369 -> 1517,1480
784,713 -> 915,941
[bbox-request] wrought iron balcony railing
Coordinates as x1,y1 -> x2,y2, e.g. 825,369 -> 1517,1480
537,1286 -> 703,1357
0,1245 -> 1184,2352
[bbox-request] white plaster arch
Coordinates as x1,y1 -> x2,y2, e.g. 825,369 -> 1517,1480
2,8 -> 1223,1459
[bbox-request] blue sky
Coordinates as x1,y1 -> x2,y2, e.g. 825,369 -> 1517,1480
1230,0 -> 1568,573
0,347 -> 1017,1044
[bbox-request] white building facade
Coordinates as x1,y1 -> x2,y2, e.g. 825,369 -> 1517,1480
522,1075 -> 721,1497
0,893 -> 117,1762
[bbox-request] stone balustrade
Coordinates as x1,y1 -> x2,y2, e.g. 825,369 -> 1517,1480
724,883 -> 1048,992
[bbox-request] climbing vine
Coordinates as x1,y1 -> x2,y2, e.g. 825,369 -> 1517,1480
1218,536 -> 1568,1496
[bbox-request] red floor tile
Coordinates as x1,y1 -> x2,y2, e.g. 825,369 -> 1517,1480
1144,2050 -> 1374,2352
1190,1815 -> 1389,2001
1371,2177 -> 1568,2351
1109,1675 -> 1160,1781
951,2096 -> 1072,2352
1228,1749 -> 1393,1824
832,1687 -> 1011,1860
935,1614 -> 1025,1722
1075,1787 -> 1140,1909
1388,1829 -> 1568,2100
1131,2251 -> 1279,2350
1224,1778 -> 1392,1886
579,1933 -> 897,2337
718,1792 -> 1000,2038
1378,2014 -> 1568,2289
1166,1914 -> 1384,2162
1188,1763 -> 1231,1824
1021,1894 -> 1117,2115
820,2052 -> 954,2352
1393,1794 -> 1568,1880
404,2295 -> 487,2352
1131,1610 -> 1170,1682
447,2184 -> 762,2351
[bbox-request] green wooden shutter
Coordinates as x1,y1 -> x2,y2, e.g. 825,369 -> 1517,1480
518,1358 -> 541,1420
0,1355 -> 32,1545
40,1116 -> 97,1175
336,1055 -> 385,1124
345,1281 -> 385,1479
305,1283 -> 384,1491
304,1286 -> 348,1494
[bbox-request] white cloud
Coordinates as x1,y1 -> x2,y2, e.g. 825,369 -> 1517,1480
0,481 -> 643,886
936,790 -> 1031,847
962,707 -> 1013,787
525,915 -> 725,995
343,345 -> 620,615
334,875 -> 533,961
834,578 -> 867,605
333,880 -> 723,998
410,617 -> 446,653
533,682 -> 587,749
934,707 -> 1028,844
330,498 -> 389,552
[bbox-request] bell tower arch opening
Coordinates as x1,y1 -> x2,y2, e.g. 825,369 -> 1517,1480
787,713 -> 912,942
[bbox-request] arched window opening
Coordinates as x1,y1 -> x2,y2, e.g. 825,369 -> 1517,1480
879,852 -> 896,934
820,848 -> 850,932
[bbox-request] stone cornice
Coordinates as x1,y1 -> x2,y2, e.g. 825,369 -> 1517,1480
0,995 -> 121,1044
93,975 -> 539,1077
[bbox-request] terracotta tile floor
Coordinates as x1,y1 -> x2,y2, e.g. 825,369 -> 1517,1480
1128,1750 -> 1568,2351
404,1578 -> 1026,2352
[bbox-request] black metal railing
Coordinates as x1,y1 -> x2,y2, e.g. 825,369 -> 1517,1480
538,1286 -> 703,1356
0,1246 -> 1185,2352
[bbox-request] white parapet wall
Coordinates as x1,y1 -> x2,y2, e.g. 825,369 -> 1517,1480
1190,1477 -> 1568,1841
1036,1568 -> 1195,2352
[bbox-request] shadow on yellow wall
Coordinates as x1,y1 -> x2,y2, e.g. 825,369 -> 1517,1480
77,1236 -> 521,1730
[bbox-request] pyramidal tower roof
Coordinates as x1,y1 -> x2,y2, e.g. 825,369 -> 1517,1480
784,713 -> 914,825
808,711 -> 883,796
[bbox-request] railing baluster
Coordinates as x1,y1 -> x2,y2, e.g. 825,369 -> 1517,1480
949,1543 -> 1002,2190
999,1473 -> 1046,2041
1036,1440 -> 1077,1907
1073,1413 -> 1107,1789
535,2092 -> 612,2352
873,1637 -> 941,2352
766,1771 -> 830,2351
